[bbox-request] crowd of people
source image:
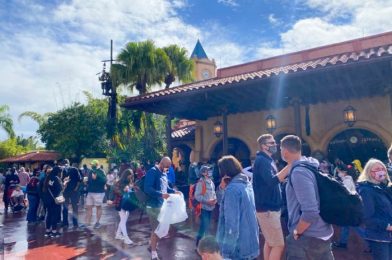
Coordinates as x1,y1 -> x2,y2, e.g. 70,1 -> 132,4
1,134 -> 392,260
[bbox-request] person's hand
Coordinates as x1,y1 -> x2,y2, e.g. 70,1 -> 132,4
162,193 -> 170,199
387,224 -> 392,231
175,191 -> 182,195
207,199 -> 217,206
219,176 -> 230,189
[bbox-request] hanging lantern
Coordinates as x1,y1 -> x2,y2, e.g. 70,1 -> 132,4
213,120 -> 223,138
344,106 -> 356,127
266,115 -> 276,133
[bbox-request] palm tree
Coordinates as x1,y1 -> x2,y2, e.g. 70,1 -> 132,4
162,45 -> 194,156
162,45 -> 194,89
18,111 -> 51,127
0,105 -> 15,138
112,40 -> 171,95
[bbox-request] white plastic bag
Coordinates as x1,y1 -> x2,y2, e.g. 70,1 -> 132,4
154,223 -> 170,238
158,193 -> 188,224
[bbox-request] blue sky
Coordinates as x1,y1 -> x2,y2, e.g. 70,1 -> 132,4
1,0 -> 392,140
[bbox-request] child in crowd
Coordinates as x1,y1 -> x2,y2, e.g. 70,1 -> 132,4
11,185 -> 25,205
197,236 -> 223,260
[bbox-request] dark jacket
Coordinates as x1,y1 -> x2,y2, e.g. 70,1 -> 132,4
252,151 -> 282,212
5,174 -> 20,189
87,167 -> 106,193
41,174 -> 63,206
358,181 -> 392,242
144,166 -> 175,208
63,167 -> 82,197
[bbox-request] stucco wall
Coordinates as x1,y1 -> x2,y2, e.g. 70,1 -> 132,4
193,95 -> 392,162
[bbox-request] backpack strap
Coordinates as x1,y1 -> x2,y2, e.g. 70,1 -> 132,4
201,179 -> 207,195
288,163 -> 318,187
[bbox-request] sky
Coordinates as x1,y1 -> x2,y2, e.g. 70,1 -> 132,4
1,0 -> 392,141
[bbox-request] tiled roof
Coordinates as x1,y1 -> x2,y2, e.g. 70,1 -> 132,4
171,125 -> 196,139
124,32 -> 392,106
0,151 -> 61,163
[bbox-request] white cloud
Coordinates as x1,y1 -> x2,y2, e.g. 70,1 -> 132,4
0,0 -> 246,140
268,14 -> 282,27
256,0 -> 392,58
217,0 -> 239,7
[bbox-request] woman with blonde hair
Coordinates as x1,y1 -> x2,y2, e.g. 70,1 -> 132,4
358,158 -> 392,259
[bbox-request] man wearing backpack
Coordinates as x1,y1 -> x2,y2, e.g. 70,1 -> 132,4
281,135 -> 334,260
195,165 -> 217,247
144,156 -> 178,260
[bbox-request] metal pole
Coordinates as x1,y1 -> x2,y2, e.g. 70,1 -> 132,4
223,111 -> 228,155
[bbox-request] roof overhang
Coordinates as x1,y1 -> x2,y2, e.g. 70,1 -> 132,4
123,32 -> 392,120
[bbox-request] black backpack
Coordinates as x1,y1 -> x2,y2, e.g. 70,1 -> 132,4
134,175 -> 148,206
290,163 -> 363,226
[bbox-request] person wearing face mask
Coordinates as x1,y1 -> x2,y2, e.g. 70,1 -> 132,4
252,134 -> 290,260
358,159 -> 392,260
333,164 -> 368,250
195,165 -> 217,247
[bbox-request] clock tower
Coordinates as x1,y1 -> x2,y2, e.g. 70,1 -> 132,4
190,40 -> 217,81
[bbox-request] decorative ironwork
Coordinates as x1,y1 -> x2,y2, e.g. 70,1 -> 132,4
99,63 -> 112,96
266,115 -> 276,133
213,120 -> 223,138
344,105 -> 356,127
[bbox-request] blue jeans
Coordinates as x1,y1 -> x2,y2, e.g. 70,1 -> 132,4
339,226 -> 366,244
62,191 -> 79,227
368,240 -> 392,260
196,209 -> 212,244
26,194 -> 39,222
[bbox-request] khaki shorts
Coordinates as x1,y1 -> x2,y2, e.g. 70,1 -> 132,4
257,211 -> 284,247
86,192 -> 105,207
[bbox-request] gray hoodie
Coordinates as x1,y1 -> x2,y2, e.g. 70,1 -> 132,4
286,157 -> 334,239
195,176 -> 216,211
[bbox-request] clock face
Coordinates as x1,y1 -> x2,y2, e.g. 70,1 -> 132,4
349,136 -> 358,144
202,69 -> 210,79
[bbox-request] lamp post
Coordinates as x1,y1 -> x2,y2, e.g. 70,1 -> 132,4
344,105 -> 356,127
98,40 -> 117,140
266,115 -> 276,133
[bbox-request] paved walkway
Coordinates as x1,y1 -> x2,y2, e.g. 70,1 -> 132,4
1,202 -> 372,260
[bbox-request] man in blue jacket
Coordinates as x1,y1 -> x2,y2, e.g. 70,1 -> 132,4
253,134 -> 290,260
144,156 -> 178,260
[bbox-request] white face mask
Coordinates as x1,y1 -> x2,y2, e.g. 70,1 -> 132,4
338,173 -> 345,178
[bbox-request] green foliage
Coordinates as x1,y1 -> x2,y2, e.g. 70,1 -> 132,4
0,138 -> 28,159
38,103 -> 108,162
0,105 -> 15,138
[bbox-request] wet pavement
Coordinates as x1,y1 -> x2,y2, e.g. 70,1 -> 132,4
1,200 -> 372,260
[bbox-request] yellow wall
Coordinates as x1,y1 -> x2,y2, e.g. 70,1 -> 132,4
193,95 -> 392,161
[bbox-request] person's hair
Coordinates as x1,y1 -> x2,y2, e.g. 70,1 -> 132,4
197,236 -> 221,254
119,169 -> 134,188
257,134 -> 273,145
280,135 -> 302,153
218,155 -> 242,178
358,158 -> 390,183
43,166 -> 62,192
388,144 -> 392,158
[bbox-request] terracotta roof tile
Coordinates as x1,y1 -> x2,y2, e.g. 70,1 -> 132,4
0,151 -> 61,163
124,32 -> 392,106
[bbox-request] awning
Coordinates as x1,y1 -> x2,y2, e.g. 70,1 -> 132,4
123,32 -> 392,120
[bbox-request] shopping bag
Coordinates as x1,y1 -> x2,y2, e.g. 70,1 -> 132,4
158,193 -> 188,224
